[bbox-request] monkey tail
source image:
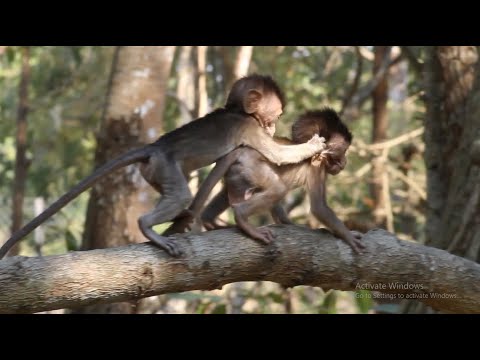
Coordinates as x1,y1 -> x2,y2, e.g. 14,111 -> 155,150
0,147 -> 152,260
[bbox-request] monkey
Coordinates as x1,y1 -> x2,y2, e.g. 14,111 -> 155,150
0,74 -> 327,259
167,108 -> 365,254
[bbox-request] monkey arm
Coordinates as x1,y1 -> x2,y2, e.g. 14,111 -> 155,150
242,126 -> 326,166
201,187 -> 231,230
308,168 -> 365,254
271,204 -> 293,225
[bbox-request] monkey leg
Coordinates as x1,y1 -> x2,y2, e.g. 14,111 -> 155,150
270,204 -> 293,225
162,209 -> 195,236
138,157 -> 192,257
231,184 -> 287,245
201,186 -> 232,230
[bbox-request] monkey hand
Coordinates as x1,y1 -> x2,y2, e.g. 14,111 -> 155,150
307,134 -> 327,152
343,232 -> 366,254
350,230 -> 364,240
311,153 -> 325,167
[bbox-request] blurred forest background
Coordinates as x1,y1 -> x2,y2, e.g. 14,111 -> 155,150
0,46 -> 479,314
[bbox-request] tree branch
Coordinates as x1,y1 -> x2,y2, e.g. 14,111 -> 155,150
351,127 -> 425,153
348,47 -> 406,110
0,227 -> 478,314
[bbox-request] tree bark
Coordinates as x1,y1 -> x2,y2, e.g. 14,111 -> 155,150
9,46 -> 31,257
222,46 -> 254,94
233,46 -> 253,80
195,46 -> 208,118
424,46 -> 480,259
80,46 -> 175,313
402,46 -> 480,314
175,46 -> 195,125
1,227 -> 478,314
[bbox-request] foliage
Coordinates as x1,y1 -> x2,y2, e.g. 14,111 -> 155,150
0,46 -> 113,253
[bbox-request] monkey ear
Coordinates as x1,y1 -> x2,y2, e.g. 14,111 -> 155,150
243,90 -> 262,114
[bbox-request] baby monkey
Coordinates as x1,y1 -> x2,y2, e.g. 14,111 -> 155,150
169,108 -> 365,254
0,74 -> 327,259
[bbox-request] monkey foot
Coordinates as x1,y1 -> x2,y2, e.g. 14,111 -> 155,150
163,217 -> 193,236
202,219 -> 232,231
172,209 -> 194,221
345,234 -> 365,254
246,227 -> 274,245
149,236 -> 182,257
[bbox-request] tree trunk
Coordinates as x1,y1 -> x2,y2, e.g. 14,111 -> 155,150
370,46 -> 390,228
195,46 -> 208,118
221,47 -> 235,93
424,46 -> 480,257
175,46 -> 195,125
80,46 -> 175,313
9,46 -> 30,257
222,46 -> 254,94
233,46 -> 253,80
403,46 -> 480,313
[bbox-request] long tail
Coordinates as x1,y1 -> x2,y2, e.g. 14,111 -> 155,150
0,147 -> 151,259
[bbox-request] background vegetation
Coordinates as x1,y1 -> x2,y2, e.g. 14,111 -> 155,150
0,46 -> 478,314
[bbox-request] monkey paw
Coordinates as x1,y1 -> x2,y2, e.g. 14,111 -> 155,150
345,235 -> 366,254
162,221 -> 190,236
350,230 -> 364,240
307,134 -> 327,151
252,227 -> 275,245
310,153 -> 325,167
149,236 -> 183,257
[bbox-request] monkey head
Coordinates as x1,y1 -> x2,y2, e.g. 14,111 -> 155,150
323,133 -> 349,175
291,108 -> 352,175
225,74 -> 285,131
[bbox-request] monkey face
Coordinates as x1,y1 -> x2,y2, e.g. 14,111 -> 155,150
325,136 -> 350,175
260,94 -> 283,128
325,156 -> 346,175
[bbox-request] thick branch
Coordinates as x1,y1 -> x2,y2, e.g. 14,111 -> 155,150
0,227 -> 478,314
